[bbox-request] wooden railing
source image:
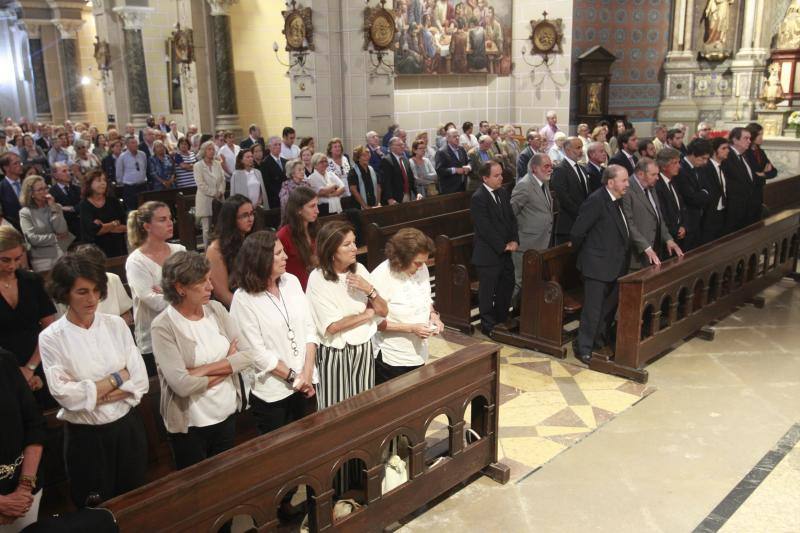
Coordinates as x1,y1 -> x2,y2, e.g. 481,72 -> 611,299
591,209 -> 800,383
105,343 -> 508,532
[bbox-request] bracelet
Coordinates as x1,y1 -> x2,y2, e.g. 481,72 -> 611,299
285,369 -> 297,384
111,372 -> 123,388
19,474 -> 36,490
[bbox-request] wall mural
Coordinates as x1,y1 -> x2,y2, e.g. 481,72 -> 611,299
393,0 -> 512,76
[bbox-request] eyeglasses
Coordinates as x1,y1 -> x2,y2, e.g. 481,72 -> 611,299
135,162 -> 140,171
237,211 -> 256,220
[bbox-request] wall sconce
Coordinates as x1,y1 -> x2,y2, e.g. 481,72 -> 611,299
520,12 -> 568,89
273,41 -> 312,79
362,0 -> 396,78
277,0 -> 315,79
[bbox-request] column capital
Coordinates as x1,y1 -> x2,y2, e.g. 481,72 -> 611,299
21,19 -> 48,38
112,5 -> 154,30
51,18 -> 84,39
206,0 -> 239,16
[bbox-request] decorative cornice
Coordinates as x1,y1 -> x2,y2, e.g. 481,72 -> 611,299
22,19 -> 47,38
206,0 -> 238,16
51,17 -> 83,38
112,5 -> 154,30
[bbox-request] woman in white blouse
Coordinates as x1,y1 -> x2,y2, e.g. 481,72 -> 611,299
125,201 -> 185,376
152,251 -> 254,470
307,152 -> 345,216
371,228 -> 444,384
230,231 -> 317,434
326,137 -> 352,206
39,253 -> 149,507
230,148 -> 268,209
306,221 -> 387,409
193,140 -> 226,247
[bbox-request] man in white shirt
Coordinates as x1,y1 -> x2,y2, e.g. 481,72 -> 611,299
583,141 -> 607,191
539,111 -> 560,152
280,126 -> 300,159
218,131 -> 240,179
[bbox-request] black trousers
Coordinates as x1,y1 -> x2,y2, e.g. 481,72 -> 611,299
576,277 -> 619,358
122,182 -> 148,211
701,209 -> 727,245
375,350 -> 422,385
141,352 -> 157,377
554,234 -> 571,246
168,414 -> 236,470
64,409 -> 148,507
249,391 -> 316,436
476,254 -> 515,332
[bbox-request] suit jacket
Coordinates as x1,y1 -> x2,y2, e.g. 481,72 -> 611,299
570,187 -> 630,282
470,185 -> 518,267
654,176 -> 687,244
467,148 -> 494,191
35,136 -> 52,153
516,145 -> 535,180
550,158 -> 590,238
675,160 -> 709,226
101,154 -> 117,182
261,155 -> 288,209
49,182 -> 81,210
239,137 -> 264,150
609,150 -> 636,176
582,162 -> 603,193
0,178 -> 22,230
743,148 -> 774,215
510,174 -> 553,251
379,153 -> 416,204
434,144 -> 468,194
621,176 -> 673,269
721,149 -> 760,229
698,161 -> 727,229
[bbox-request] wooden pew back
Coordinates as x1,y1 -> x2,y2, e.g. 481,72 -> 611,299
105,343 -> 508,532
359,192 -> 470,229
175,193 -> 198,250
763,175 -> 800,213
434,233 -> 476,333
592,209 -> 800,383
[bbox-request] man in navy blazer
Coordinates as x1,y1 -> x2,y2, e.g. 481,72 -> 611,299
50,162 -> 82,238
435,128 -> 470,194
570,164 -> 632,364
609,130 -> 638,176
0,152 -> 23,231
471,161 -> 518,336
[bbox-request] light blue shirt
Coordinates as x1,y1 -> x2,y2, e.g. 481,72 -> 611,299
115,149 -> 148,185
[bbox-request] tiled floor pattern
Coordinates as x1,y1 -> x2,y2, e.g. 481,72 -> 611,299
429,330 -> 655,482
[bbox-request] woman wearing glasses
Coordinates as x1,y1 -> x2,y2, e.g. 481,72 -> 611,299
206,195 -> 257,308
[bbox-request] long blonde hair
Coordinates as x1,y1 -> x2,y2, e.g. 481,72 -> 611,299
0,226 -> 24,253
19,175 -> 46,208
127,201 -> 168,249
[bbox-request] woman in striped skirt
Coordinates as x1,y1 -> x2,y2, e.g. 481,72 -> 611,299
306,221 -> 388,409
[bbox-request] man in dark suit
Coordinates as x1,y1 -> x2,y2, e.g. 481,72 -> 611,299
262,136 -> 288,209
570,164 -> 631,364
609,130 -> 638,176
721,127 -> 759,231
35,124 -> 53,153
138,128 -> 155,159
672,139 -> 711,251
551,136 -> 592,244
0,152 -> 23,230
50,162 -> 82,238
471,161 -> 518,336
582,141 -> 607,192
516,130 -> 543,181
435,128 -> 470,194
699,137 -> 730,243
102,139 -> 123,183
666,127 -> 686,156
240,124 -> 264,149
379,136 -> 417,204
654,148 -> 689,252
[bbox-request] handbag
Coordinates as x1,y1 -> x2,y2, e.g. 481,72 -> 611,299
381,455 -> 408,494
300,498 -> 362,531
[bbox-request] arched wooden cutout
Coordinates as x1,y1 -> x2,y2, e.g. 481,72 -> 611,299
462,394 -> 490,447
676,286 -> 689,320
640,303 -> 654,340
780,238 -> 789,263
721,266 -> 732,295
692,278 -> 705,312
747,254 -> 757,281
659,294 -> 673,330
424,413 -> 452,469
734,259 -> 745,288
708,272 -> 719,302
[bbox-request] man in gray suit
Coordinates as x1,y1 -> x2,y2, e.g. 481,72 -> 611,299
621,158 -> 684,271
510,153 -> 555,304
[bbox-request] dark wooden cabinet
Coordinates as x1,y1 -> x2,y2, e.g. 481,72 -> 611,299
575,45 -> 616,129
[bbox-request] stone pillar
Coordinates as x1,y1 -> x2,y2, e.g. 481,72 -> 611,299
730,0 -> 769,124
657,0 -> 700,128
23,22 -> 52,122
206,0 -> 240,133
89,0 -> 118,126
112,6 -> 154,122
176,0 -> 202,131
51,19 -> 87,120
0,10 -> 38,122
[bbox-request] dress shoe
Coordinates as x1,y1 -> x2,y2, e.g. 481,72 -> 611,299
480,325 -> 494,337
574,352 -> 592,365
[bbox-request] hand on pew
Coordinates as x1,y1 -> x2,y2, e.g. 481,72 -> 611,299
645,247 -> 661,266
504,241 -> 519,252
665,240 -> 684,258
409,323 -> 435,339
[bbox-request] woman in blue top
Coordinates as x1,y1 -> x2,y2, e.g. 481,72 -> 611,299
149,140 -> 175,190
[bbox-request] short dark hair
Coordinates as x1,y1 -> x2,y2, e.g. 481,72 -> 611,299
479,160 -> 499,179
666,128 -> 682,141
0,153 -> 18,174
728,127 -> 746,142
316,220 -> 356,282
73,243 -> 107,265
385,228 -> 435,272
617,130 -> 635,147
462,121 -> 473,133
48,253 -> 108,305
686,138 -> 712,157
744,122 -> 763,140
636,138 -> 653,154
161,251 -> 210,305
234,230 -> 278,293
81,169 -> 109,199
282,126 -> 295,138
656,147 -> 681,168
711,137 -> 729,152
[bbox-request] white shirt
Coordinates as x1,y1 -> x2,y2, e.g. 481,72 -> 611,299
281,143 -> 300,160
371,260 -> 432,367
710,158 -> 727,210
659,173 -> 682,210
39,313 -> 149,425
245,169 -> 261,206
230,274 -> 318,403
126,243 -> 186,354
218,144 -> 241,178
308,170 -> 344,213
307,263 -> 379,349
166,306 -> 237,426
459,133 -> 479,151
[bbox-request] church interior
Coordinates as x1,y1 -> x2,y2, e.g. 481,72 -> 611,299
0,0 -> 799,531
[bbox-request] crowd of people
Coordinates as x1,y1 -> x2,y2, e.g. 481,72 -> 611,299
0,111 -> 778,529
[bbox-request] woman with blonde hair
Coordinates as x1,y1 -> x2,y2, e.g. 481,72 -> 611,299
125,201 -> 185,376
19,175 -> 71,272
590,126 -> 612,160
230,148 -> 268,208
325,138 -> 352,206
193,140 -> 226,247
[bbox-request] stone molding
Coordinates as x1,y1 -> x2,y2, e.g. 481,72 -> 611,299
112,5 -> 154,30
51,18 -> 83,39
206,0 -> 239,17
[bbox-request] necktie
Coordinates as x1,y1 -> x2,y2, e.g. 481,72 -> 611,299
575,164 -> 588,196
645,188 -> 660,220
616,201 -> 629,236
398,156 -> 410,194
739,153 -> 753,181
542,182 -> 551,210
717,166 -> 727,208
667,180 -> 680,210
11,180 -> 20,198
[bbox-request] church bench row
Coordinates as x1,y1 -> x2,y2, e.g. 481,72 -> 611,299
104,343 -> 509,532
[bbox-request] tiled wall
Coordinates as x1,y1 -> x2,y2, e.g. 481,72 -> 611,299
394,0 -> 573,140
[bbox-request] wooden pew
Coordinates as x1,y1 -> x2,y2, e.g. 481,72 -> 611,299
358,192 -> 470,230
40,375 -> 260,516
434,233 -> 476,333
174,193 -> 198,250
763,174 -> 800,213
137,186 -> 197,212
491,244 -> 583,358
105,343 -> 508,532
366,209 -> 473,270
590,209 -> 800,383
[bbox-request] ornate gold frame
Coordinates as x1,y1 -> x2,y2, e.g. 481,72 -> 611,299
282,0 -> 314,52
528,11 -> 563,60
363,3 -> 396,51
170,24 -> 194,64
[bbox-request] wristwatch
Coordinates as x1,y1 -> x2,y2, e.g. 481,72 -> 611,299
26,363 -> 37,372
285,369 -> 297,384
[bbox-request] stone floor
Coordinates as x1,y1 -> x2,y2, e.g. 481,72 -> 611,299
400,278 -> 800,533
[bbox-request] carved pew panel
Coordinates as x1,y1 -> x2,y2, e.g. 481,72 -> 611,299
434,233 -> 476,333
